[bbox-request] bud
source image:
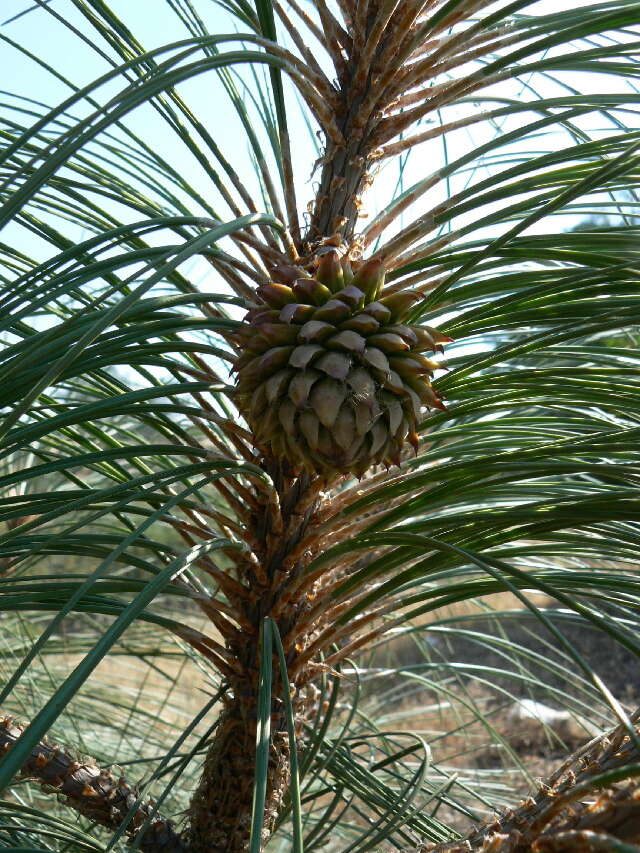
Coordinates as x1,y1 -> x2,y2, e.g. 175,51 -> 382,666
378,290 -> 421,320
270,264 -> 308,284
341,256 -> 354,286
352,257 -> 385,302
293,277 -> 333,306
256,283 -> 295,308
316,250 -> 344,293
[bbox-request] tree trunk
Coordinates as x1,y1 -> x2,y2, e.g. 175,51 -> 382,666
186,701 -> 291,853
186,466 -> 323,852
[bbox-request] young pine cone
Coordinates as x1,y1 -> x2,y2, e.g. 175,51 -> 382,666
231,252 -> 449,477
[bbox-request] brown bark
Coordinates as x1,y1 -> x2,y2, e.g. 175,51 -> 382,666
186,703 -> 292,853
184,466 -> 324,852
424,709 -> 640,853
304,4 -> 429,247
307,135 -> 372,245
0,716 -> 188,852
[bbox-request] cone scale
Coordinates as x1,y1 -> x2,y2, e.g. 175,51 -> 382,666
232,251 -> 449,477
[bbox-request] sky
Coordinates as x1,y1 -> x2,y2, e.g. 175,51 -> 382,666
1,0 -> 637,275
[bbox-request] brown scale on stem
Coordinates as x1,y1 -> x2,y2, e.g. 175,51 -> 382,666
5,708 -> 640,853
0,716 -> 188,853
186,466 -> 330,852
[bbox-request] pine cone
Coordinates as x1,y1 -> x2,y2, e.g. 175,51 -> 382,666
232,251 -> 449,476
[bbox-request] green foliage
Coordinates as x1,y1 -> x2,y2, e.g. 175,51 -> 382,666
0,0 -> 639,850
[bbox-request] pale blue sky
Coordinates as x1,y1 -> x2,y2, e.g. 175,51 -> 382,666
2,0 -> 637,273
1,0 -> 305,279
2,0 -> 282,205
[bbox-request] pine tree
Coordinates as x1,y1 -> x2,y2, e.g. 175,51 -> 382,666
1,2 -> 640,852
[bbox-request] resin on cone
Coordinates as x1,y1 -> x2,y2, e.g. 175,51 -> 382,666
232,251 -> 450,476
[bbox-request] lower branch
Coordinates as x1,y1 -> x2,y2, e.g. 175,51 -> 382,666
423,709 -> 640,853
0,716 -> 188,852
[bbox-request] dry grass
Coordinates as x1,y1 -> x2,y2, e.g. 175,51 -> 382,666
350,589 -> 629,833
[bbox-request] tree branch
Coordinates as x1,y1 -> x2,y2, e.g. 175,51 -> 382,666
0,716 -> 190,853
421,709 -> 640,853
